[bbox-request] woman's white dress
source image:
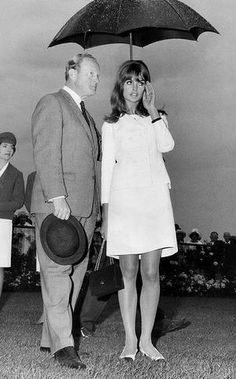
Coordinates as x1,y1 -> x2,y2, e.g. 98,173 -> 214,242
101,114 -> 178,259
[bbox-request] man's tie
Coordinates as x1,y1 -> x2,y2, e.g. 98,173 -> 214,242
80,101 -> 90,126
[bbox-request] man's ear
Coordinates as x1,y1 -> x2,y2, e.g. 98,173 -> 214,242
68,68 -> 77,81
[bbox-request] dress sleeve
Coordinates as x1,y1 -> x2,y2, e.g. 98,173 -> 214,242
101,122 -> 116,204
154,115 -> 175,153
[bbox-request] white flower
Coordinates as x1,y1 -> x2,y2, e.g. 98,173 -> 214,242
179,272 -> 188,279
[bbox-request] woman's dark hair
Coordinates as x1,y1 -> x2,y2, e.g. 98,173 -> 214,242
104,60 -> 151,123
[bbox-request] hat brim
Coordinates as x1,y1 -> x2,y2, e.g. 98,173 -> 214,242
40,214 -> 88,265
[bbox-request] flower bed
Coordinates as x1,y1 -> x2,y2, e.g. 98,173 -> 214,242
160,269 -> 233,296
3,229 -> 236,296
4,228 -> 40,291
160,256 -> 235,297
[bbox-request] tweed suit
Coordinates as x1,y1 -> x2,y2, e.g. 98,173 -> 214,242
31,89 -> 100,354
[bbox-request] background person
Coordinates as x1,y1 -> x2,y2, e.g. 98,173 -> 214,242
223,235 -> 236,280
205,231 -> 225,278
0,132 -> 24,299
223,231 -> 231,245
187,228 -> 203,245
31,53 -> 101,370
100,60 -> 177,361
175,224 -> 186,244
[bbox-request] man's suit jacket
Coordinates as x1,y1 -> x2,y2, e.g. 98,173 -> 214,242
0,163 -> 25,219
31,89 -> 100,217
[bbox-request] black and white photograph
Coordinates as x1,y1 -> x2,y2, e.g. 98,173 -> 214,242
0,1 -> 235,378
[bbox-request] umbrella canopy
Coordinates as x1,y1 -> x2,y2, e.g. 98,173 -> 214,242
49,0 -> 219,58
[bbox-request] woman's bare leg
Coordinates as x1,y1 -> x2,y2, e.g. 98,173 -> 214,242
139,249 -> 163,359
118,254 -> 139,356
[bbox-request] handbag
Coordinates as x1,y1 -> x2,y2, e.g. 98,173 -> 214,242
89,239 -> 124,297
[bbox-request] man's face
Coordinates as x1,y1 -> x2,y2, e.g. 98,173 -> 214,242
210,232 -> 218,242
223,233 -> 231,243
74,58 -> 100,98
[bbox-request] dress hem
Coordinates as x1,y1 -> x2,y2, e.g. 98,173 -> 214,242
107,245 -> 178,260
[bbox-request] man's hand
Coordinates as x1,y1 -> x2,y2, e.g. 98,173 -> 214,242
53,197 -> 71,220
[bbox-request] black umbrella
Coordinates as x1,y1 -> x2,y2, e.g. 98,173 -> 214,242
49,0 -> 219,59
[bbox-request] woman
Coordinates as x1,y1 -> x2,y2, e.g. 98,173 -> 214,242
101,60 -> 177,361
187,229 -> 202,245
0,132 -> 24,298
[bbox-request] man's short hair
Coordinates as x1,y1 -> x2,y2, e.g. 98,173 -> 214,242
65,53 -> 99,81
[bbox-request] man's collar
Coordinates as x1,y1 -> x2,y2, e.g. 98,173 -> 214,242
63,86 -> 82,108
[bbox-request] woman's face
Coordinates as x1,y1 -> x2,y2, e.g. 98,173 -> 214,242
123,75 -> 145,109
190,233 -> 199,242
0,142 -> 14,163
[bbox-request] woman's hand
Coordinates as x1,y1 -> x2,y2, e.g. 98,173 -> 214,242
142,81 -> 160,120
100,203 -> 108,240
100,219 -> 108,240
142,81 -> 156,110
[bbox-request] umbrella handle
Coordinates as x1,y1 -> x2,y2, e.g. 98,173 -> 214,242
129,32 -> 133,60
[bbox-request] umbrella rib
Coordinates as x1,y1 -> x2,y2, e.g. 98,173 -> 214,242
116,0 -> 125,33
164,0 -> 189,29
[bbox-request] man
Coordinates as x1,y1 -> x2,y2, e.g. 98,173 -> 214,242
223,232 -> 231,245
206,231 -> 225,278
31,53 -> 100,370
223,233 -> 236,280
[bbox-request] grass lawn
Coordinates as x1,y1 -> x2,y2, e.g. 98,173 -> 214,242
0,292 -> 235,379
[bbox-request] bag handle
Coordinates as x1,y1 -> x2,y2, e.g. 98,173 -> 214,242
94,239 -> 114,271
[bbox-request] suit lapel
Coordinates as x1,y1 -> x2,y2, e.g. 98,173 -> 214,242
59,89 -> 96,149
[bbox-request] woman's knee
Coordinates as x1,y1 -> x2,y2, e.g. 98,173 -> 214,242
141,250 -> 161,283
119,259 -> 138,280
141,266 -> 159,284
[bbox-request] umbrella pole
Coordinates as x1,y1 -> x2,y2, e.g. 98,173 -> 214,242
129,32 -> 133,60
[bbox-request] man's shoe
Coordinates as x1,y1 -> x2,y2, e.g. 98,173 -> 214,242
80,326 -> 94,338
54,346 -> 86,370
40,346 -> 51,353
157,318 -> 191,336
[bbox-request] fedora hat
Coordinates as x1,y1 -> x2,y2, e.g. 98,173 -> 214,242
40,214 -> 87,265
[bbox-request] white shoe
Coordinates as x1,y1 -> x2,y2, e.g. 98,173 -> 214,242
119,347 -> 138,361
139,344 -> 165,361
